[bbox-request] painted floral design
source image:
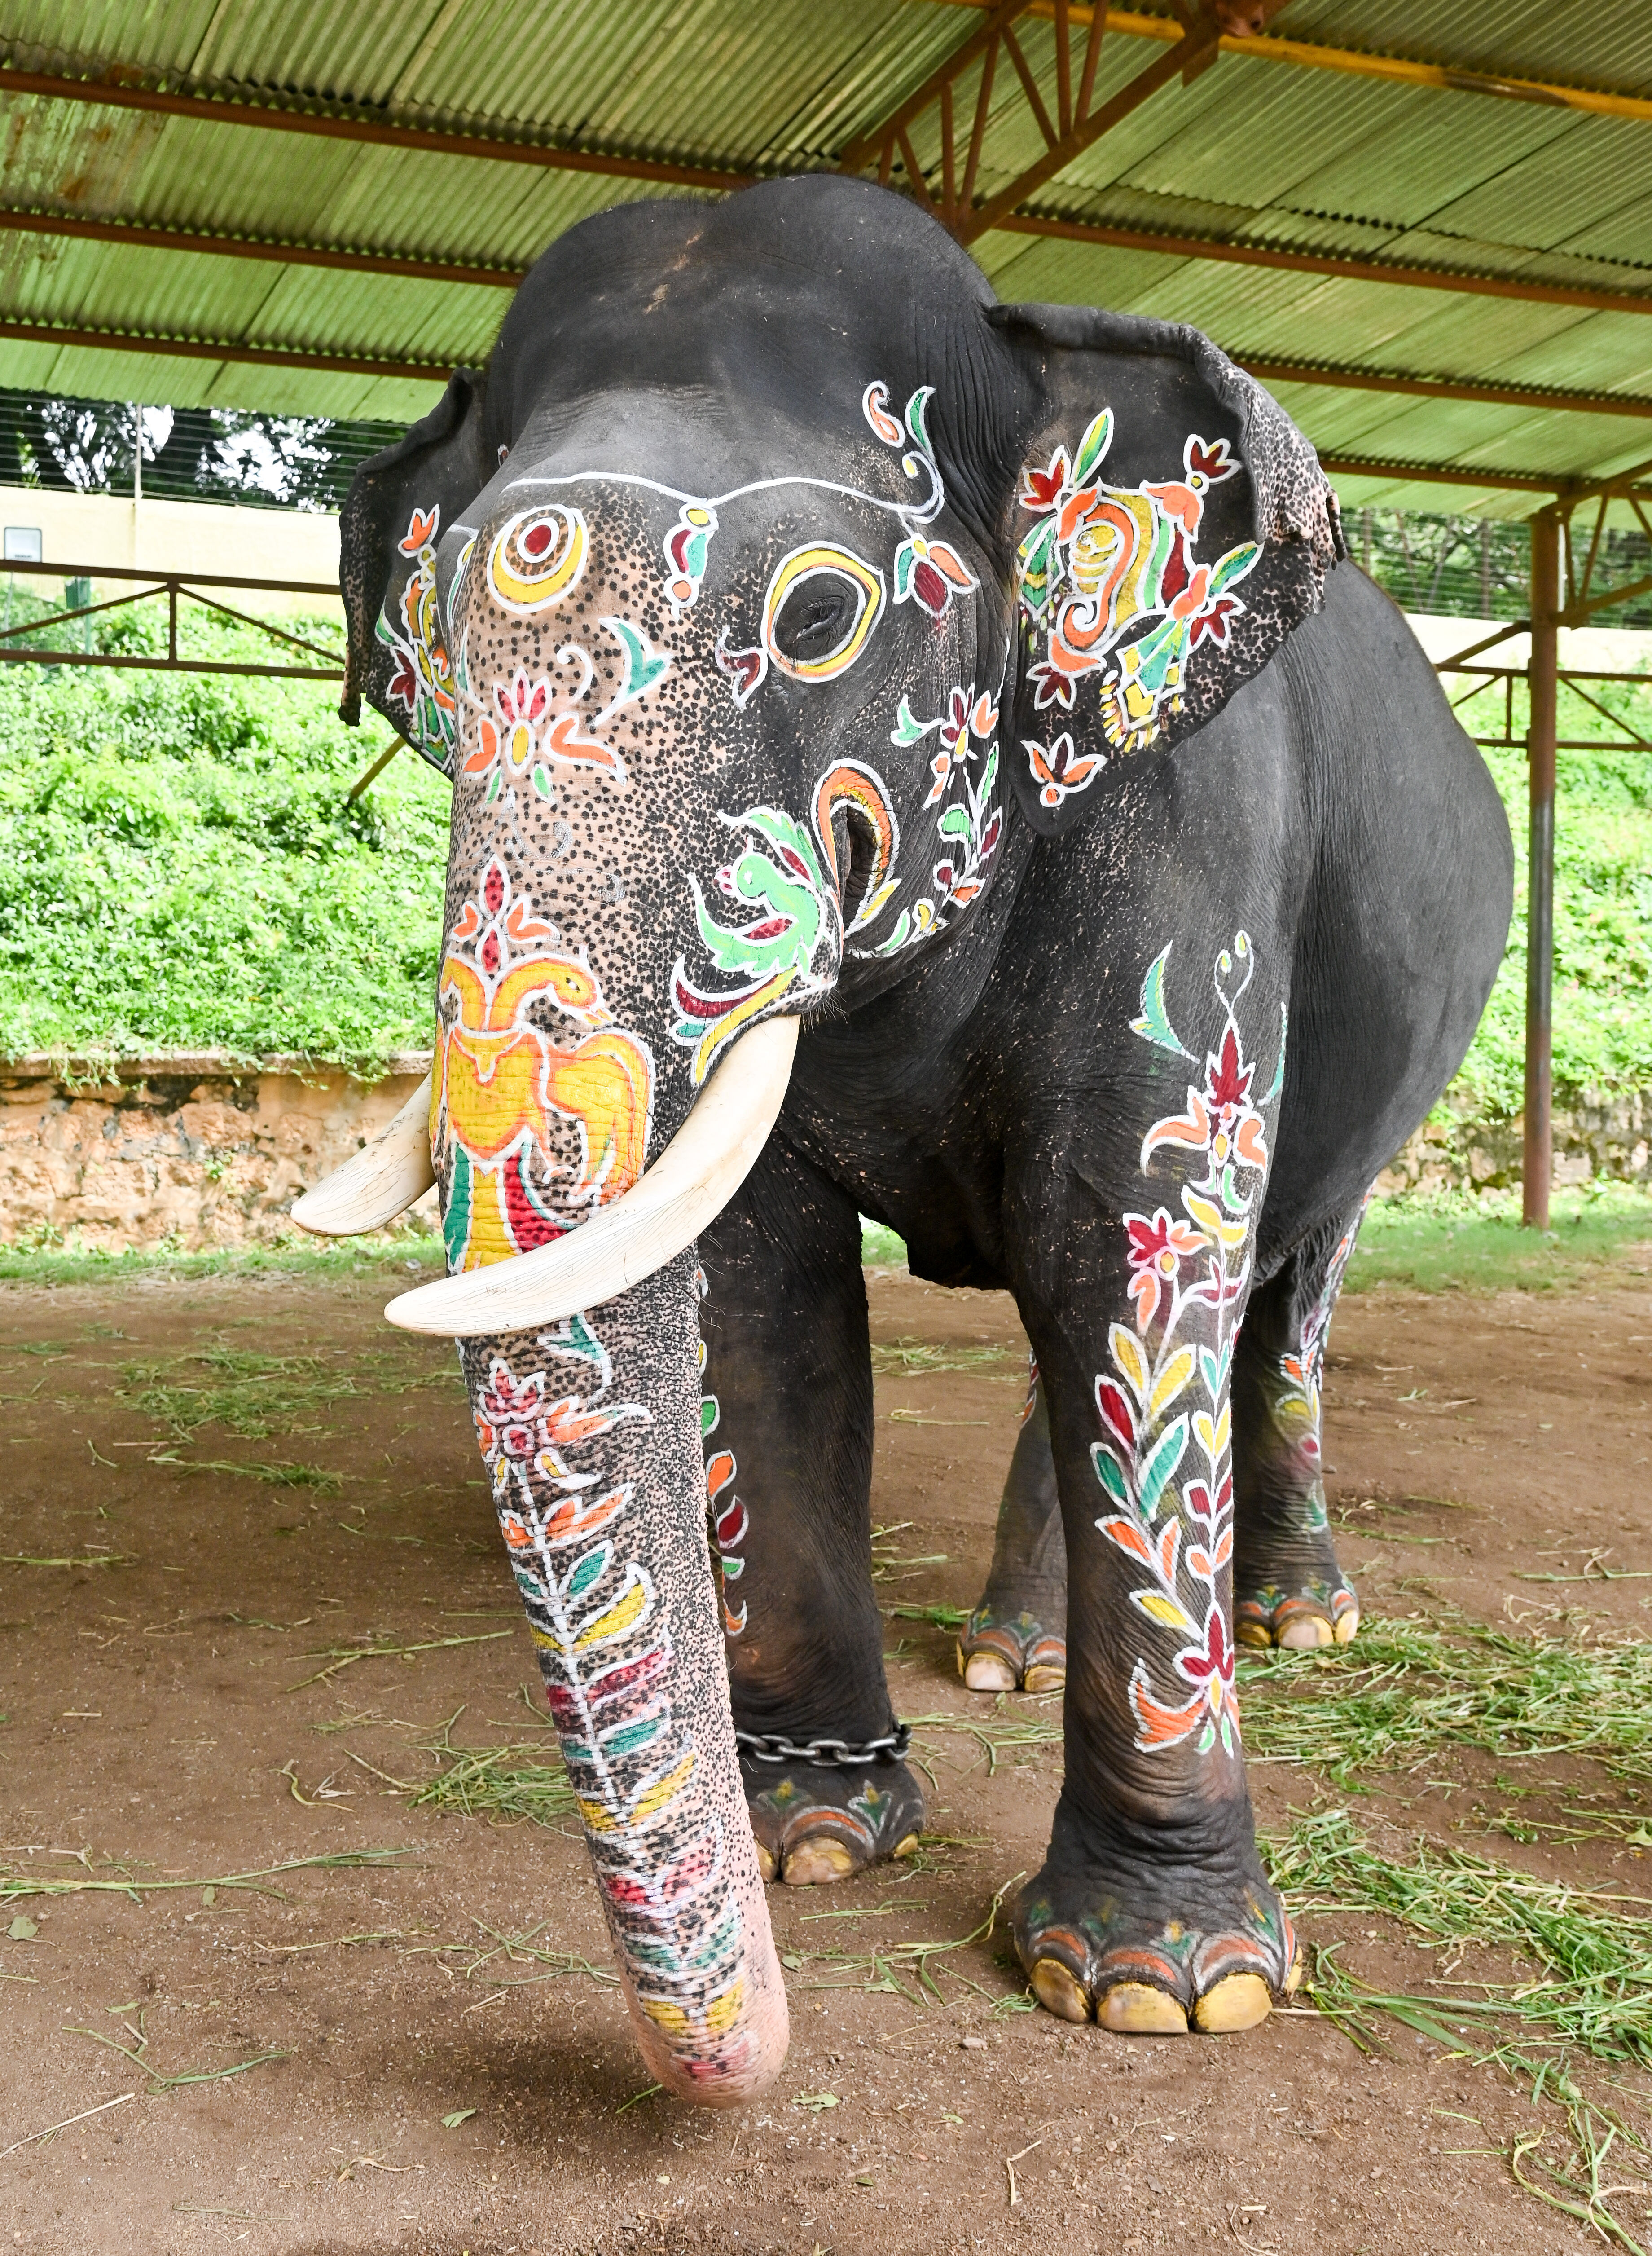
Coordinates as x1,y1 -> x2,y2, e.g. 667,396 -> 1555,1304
695,1266 -> 748,1639
431,858 -> 655,1270
1016,418 -> 1261,760
377,503 -> 457,771
1092,933 -> 1282,1757
476,1311 -> 749,2059
869,684 -> 1003,956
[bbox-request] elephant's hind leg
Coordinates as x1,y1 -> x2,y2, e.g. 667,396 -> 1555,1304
958,1365 -> 1068,1693
698,1137 -> 925,1886
1231,1199 -> 1369,1651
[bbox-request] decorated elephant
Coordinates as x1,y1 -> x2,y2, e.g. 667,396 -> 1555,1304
303,174 -> 1511,2106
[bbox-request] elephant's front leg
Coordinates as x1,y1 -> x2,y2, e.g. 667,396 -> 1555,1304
698,1137 -> 925,1885
1009,941 -> 1295,2034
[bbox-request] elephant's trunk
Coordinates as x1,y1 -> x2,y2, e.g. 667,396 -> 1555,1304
463,1251 -> 789,2105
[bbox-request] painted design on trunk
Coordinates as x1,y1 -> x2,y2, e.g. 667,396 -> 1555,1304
378,504 -> 457,772
1092,933 -> 1280,1757
695,1267 -> 748,1639
462,664 -> 624,797
475,1312 -> 750,2061
670,759 -> 902,1083
1016,420 -> 1260,756
663,502 -> 718,610
487,503 -> 589,614
432,858 -> 655,1271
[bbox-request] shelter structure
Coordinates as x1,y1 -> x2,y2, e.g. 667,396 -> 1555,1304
4,0 -> 1650,1219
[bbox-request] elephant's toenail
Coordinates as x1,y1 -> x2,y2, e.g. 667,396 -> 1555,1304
1031,1959 -> 1092,2023
1099,1983 -> 1187,2035
781,1837 -> 857,1886
1234,1618 -> 1273,1649
962,1652 -> 1018,1692
1333,1608 -> 1360,1645
1283,1952 -> 1305,1996
1192,1973 -> 1273,2032
892,1831 -> 922,1859
1023,1662 -> 1066,1694
1279,1616 -> 1333,1650
755,1842 -> 778,1883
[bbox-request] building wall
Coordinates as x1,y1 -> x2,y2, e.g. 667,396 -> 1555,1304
0,487 -> 340,616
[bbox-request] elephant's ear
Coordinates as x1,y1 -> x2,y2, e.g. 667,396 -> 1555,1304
338,366 -> 489,774
987,303 -> 1344,837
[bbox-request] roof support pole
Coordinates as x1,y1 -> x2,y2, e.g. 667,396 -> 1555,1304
1522,507 -> 1561,1231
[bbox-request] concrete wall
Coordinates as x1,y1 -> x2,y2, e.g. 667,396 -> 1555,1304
0,486 -> 341,617
1378,1092 -> 1652,1199
0,1054 -> 435,1251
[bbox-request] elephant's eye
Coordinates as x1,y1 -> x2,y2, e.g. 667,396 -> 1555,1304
763,543 -> 886,680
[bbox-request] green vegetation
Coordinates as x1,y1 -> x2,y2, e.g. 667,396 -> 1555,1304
0,600 -> 449,1073
1345,1181 -> 1652,1293
0,1232 -> 445,1287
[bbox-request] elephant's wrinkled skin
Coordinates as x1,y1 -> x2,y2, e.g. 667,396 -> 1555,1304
334,175 -> 1511,2099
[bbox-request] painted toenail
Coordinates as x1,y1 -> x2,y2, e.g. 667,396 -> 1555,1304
1234,1619 -> 1273,1648
1023,1662 -> 1066,1694
1283,1952 -> 1305,1996
962,1652 -> 1018,1692
1279,1616 -> 1333,1650
1031,1958 -> 1092,2023
754,1842 -> 778,1883
1099,1983 -> 1188,2035
892,1831 -> 922,1859
781,1837 -> 857,1886
1333,1608 -> 1360,1644
1192,1972 -> 1273,2032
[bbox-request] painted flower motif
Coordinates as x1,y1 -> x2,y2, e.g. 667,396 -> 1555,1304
1019,449 -> 1071,515
1022,730 -> 1107,811
893,534 -> 977,621
1028,657 -> 1079,712
1125,1207 -> 1208,1331
1174,1602 -> 1237,1720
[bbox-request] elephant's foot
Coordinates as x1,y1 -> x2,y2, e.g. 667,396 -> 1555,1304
957,1604 -> 1066,1694
1234,1570 -> 1358,1650
1012,1851 -> 1297,2033
741,1758 -> 926,1886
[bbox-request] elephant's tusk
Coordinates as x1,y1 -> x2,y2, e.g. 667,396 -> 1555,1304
290,1073 -> 436,1237
384,1016 -> 800,1337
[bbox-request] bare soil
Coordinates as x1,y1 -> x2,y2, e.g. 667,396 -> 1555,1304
0,1250 -> 1649,2255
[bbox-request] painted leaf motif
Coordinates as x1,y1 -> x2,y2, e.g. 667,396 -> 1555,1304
1090,1443 -> 1130,1506
1148,1348 -> 1195,1423
1129,943 -> 1193,1058
572,1567 -> 650,1650
892,544 -> 916,602
700,1395 -> 719,1438
1156,1516 -> 1182,1586
1136,1415 -> 1189,1521
1199,1342 -> 1231,1402
1109,1325 -> 1149,1403
1071,409 -> 1114,488
1097,1512 -> 1153,1565
1193,1405 -> 1232,1463
562,1543 -> 611,1604
628,1749 -> 696,1826
599,1711 -> 667,1762
1183,1186 -> 1250,1247
1134,1589 -> 1195,1634
1096,1378 -> 1137,1451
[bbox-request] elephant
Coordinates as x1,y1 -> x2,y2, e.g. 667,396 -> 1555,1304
304,173 -> 1512,2107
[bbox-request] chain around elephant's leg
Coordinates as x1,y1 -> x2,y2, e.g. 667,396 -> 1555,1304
1008,930 -> 1297,2036
958,1364 -> 1068,1693
699,1141 -> 925,1886
1231,1198 -> 1370,1651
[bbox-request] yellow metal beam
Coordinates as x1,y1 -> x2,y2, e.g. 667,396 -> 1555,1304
932,2 -> 1652,126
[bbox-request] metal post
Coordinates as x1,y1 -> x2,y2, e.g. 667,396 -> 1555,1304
1522,507 -> 1561,1229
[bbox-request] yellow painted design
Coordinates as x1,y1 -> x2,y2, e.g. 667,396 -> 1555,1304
641,1977 -> 745,2041
487,504 -> 588,613
762,543 -> 885,680
689,966 -> 796,1086
573,1574 -> 649,1650
627,1750 -> 696,1826
1147,1348 -> 1195,1422
1134,1591 -> 1195,1633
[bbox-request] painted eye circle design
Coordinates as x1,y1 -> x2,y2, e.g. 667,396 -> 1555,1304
762,544 -> 886,680
487,504 -> 588,613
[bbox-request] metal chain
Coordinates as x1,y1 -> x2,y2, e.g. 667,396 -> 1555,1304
734,1722 -> 912,1768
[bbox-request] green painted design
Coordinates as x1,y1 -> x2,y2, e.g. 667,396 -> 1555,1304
1130,945 -> 1195,1059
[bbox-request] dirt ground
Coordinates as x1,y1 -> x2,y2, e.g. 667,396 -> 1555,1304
0,1247 -> 1650,2255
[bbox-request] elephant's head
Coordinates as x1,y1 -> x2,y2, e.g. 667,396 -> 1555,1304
313,176 -> 1340,2104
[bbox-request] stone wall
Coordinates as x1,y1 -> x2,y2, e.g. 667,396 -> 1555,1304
0,1054 -> 437,1250
1376,1090 -> 1652,1197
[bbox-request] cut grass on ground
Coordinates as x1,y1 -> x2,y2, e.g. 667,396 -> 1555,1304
0,1232 -> 446,1290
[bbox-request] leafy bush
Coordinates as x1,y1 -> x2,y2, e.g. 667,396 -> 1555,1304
0,601 -> 448,1073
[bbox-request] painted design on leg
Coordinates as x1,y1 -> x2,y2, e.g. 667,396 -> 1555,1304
377,503 -> 457,772
1015,419 -> 1261,756
694,1266 -> 748,1640
432,858 -> 655,1271
1235,1195 -> 1371,1651
474,1311 -> 750,2062
1093,932 -> 1283,1756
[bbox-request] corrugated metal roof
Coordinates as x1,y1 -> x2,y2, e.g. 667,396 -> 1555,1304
0,1 -> 1648,516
